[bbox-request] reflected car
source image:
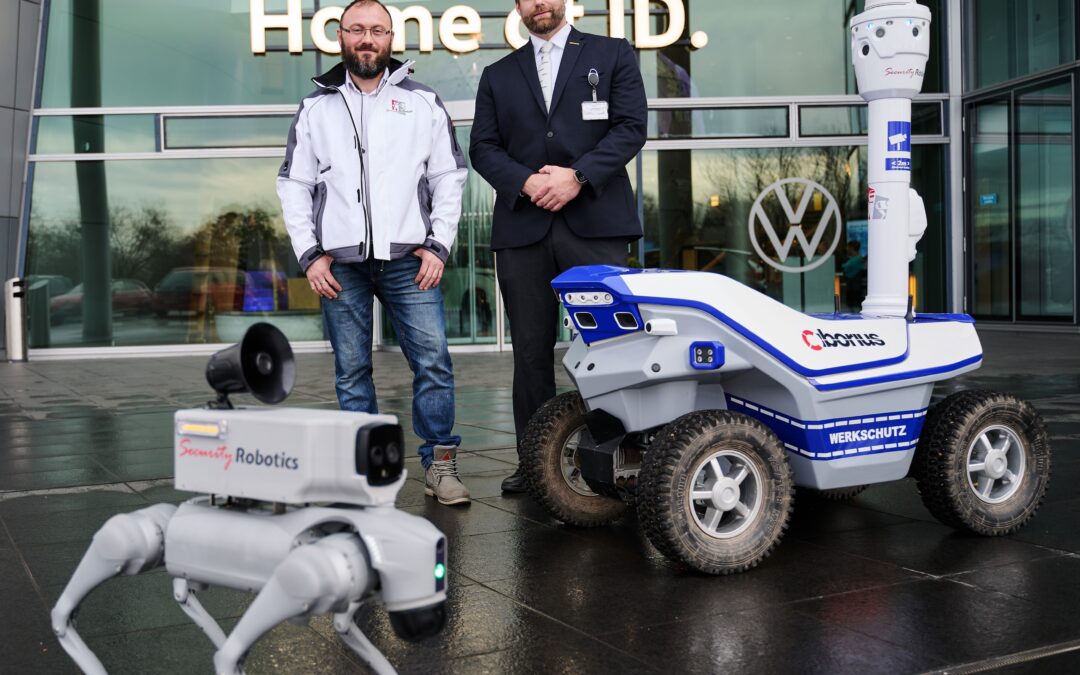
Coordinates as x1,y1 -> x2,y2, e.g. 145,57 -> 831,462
50,279 -> 154,324
25,274 -> 75,298
152,267 -> 246,317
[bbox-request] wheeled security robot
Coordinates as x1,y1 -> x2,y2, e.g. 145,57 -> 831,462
51,324 -> 448,674
519,0 -> 1051,574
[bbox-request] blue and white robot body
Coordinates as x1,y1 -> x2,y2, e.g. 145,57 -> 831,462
554,265 -> 985,489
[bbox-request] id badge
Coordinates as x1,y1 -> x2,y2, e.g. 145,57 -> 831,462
582,101 -> 609,121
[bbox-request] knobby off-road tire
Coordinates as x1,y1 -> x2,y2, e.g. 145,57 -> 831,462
519,392 -> 627,527
813,485 -> 869,501
638,410 -> 794,575
913,390 -> 1050,536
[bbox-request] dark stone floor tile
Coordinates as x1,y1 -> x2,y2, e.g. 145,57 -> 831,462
804,519 -> 1053,576
472,448 -> 520,464
845,477 -> 939,523
411,631 -> 659,675
788,489 -> 917,536
0,547 -> 34,594
0,487 -> 147,517
448,526 -> 659,584
402,499 -> 546,540
342,583 -> 587,665
0,466 -> 124,492
486,539 -> 919,635
0,453 -> 106,477
394,477 -> 428,508
794,578 -> 1077,666
22,540 -> 136,588
952,554 -> 1080,616
4,596 -> 79,674
476,494 -> 563,527
1009,497 -> 1080,554
105,461 -> 174,482
599,603 -> 941,674
42,574 -> 251,638
5,504 -> 136,546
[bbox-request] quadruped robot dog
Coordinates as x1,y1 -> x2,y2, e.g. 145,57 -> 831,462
51,324 -> 447,674
520,0 -> 1051,575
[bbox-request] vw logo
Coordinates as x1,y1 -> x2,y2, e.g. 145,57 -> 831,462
749,178 -> 843,273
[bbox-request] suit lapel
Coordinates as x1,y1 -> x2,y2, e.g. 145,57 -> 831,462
548,27 -> 585,116
514,43 -> 548,117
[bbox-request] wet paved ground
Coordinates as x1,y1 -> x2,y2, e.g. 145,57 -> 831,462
1,330 -> 1078,674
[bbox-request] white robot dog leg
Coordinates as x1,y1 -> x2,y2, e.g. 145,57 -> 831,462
212,532 -> 374,675
173,578 -> 229,648
50,503 -> 177,675
334,602 -> 397,675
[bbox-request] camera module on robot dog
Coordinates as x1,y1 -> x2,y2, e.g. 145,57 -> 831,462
52,322 -> 448,675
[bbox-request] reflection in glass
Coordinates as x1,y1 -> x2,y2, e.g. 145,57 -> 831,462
640,0 -> 944,99
642,145 -> 946,314
649,108 -> 787,140
1016,79 -> 1073,320
33,115 -> 157,154
800,103 -> 942,138
164,115 -> 294,150
971,0 -> 1075,91
24,158 -> 322,347
970,101 -> 1011,318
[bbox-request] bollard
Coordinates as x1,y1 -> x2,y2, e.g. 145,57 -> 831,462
4,277 -> 28,361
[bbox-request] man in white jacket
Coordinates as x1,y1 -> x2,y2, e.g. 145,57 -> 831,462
277,0 -> 470,505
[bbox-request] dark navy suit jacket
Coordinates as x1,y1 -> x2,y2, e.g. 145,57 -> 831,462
469,27 -> 647,250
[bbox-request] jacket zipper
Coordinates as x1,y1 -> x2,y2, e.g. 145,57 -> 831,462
332,85 -> 373,261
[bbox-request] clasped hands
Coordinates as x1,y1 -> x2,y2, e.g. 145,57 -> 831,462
523,165 -> 582,212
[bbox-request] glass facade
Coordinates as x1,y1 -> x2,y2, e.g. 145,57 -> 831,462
22,0 -> 962,352
969,0 -> 1076,91
967,2 -> 1078,324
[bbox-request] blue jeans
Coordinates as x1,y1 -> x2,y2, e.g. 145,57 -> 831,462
322,256 -> 460,469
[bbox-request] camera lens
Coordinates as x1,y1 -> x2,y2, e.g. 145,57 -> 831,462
385,442 -> 401,465
370,445 -> 385,466
913,27 -> 919,37
861,44 -> 869,56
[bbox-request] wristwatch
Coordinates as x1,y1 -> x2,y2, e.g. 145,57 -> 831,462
573,169 -> 589,184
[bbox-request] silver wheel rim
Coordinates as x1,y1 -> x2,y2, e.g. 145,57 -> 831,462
561,425 -> 598,497
966,424 -> 1026,504
688,448 -> 763,539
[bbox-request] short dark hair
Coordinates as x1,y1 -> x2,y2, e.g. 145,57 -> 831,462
340,0 -> 393,27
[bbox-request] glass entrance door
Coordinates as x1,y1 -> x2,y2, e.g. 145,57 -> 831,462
968,77 -> 1076,323
1016,79 -> 1074,320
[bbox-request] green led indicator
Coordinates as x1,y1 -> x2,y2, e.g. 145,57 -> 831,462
434,563 -> 446,580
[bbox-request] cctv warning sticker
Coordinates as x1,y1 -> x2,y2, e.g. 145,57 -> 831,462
871,195 -> 890,220
885,157 -> 911,172
887,121 -> 911,153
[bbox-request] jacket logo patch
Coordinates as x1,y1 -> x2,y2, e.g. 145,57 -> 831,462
389,99 -> 412,115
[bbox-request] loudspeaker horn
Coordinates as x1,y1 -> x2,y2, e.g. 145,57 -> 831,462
205,322 -> 296,406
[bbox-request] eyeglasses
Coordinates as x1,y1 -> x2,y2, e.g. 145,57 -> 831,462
339,25 -> 392,39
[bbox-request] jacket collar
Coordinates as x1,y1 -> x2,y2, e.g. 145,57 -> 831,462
312,58 -> 415,90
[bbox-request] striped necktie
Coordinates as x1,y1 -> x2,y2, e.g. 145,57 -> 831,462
538,41 -> 553,112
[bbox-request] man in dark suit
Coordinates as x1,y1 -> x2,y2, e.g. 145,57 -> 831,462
469,0 -> 647,492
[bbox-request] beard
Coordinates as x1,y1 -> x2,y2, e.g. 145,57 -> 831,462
522,2 -> 565,35
342,42 -> 391,80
